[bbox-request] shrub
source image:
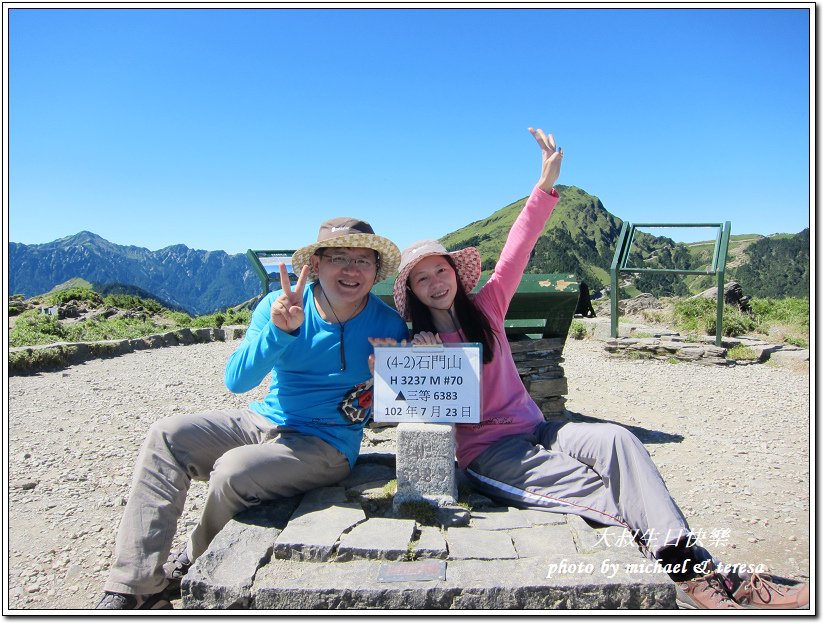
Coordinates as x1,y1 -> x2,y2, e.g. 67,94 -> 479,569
381,480 -> 398,499
568,320 -> 587,340
103,294 -> 164,314
673,298 -> 756,337
224,308 -> 252,326
191,313 -> 226,329
62,317 -> 163,343
48,287 -> 103,307
727,345 -> 758,361
749,297 -> 809,329
9,347 -> 70,373
704,308 -> 757,337
785,335 -> 808,348
9,314 -> 66,347
9,301 -> 28,316
166,311 -> 193,327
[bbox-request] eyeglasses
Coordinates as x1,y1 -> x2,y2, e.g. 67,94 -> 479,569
320,254 -> 376,270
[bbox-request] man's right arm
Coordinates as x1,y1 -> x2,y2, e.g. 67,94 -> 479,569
224,292 -> 298,394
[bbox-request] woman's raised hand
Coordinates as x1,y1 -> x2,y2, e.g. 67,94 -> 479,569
270,263 -> 309,333
529,127 -> 563,194
411,331 -> 442,346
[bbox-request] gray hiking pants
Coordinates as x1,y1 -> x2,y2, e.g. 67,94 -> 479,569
104,409 -> 350,596
465,420 -> 691,557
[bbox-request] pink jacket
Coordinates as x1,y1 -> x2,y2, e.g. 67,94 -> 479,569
437,186 -> 559,468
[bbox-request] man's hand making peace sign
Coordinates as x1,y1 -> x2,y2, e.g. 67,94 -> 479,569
270,263 -> 310,333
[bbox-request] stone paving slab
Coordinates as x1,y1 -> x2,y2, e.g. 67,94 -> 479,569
510,524 -> 578,558
337,518 -> 416,561
299,486 -> 348,506
339,463 -> 396,489
470,507 -> 533,531
446,527 -> 518,560
519,508 -> 567,526
567,514 -> 612,555
413,526 -> 448,559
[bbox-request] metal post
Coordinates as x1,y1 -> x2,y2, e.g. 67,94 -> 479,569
716,270 -> 724,347
714,222 -> 732,347
610,223 -> 629,338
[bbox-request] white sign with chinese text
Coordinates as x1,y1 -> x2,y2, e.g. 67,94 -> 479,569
373,344 -> 482,423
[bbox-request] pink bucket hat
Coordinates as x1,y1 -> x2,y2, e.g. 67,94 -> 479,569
393,240 -> 482,321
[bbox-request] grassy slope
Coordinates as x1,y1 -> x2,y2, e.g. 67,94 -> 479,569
440,185 -> 790,296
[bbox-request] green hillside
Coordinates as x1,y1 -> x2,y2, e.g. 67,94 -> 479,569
439,185 -> 623,291
438,186 -> 808,299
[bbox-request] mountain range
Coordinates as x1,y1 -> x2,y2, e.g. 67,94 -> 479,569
9,232 -> 260,315
9,185 -> 809,314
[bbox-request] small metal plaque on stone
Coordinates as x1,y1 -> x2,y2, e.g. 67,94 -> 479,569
377,560 -> 446,583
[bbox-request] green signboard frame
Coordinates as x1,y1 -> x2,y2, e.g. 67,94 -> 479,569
609,222 -> 731,346
246,249 -> 298,296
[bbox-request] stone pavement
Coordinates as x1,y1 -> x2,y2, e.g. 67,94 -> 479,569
180,454 -> 678,610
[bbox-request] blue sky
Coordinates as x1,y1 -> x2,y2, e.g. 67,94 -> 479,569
8,6 -> 811,255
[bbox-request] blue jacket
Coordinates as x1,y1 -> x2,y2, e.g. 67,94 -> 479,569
225,283 -> 408,466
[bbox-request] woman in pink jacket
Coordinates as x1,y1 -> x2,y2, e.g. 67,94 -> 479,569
392,128 -> 807,610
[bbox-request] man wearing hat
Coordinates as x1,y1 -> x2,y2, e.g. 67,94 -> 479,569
97,218 -> 408,609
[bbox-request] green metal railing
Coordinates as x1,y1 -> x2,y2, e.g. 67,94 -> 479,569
609,222 -> 731,346
246,249 -> 298,297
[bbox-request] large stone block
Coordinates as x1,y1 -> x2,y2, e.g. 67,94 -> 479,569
508,337 -> 565,354
525,375 -> 568,397
273,495 -> 365,562
395,423 -> 457,507
249,557 -> 677,609
182,498 -> 299,609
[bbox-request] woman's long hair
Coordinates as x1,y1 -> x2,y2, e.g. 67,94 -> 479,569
405,255 -> 498,364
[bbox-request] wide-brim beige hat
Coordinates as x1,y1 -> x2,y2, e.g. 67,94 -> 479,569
292,217 -> 401,283
393,240 -> 482,321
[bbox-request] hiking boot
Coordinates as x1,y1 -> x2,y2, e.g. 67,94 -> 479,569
676,571 -> 744,609
95,591 -> 172,609
731,573 -> 809,609
162,546 -> 193,595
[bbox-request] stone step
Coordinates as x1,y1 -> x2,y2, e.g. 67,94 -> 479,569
181,486 -> 678,609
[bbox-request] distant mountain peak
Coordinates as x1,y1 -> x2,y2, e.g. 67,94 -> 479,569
62,230 -> 105,243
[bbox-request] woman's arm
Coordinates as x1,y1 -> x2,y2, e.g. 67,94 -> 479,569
481,128 -> 564,316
